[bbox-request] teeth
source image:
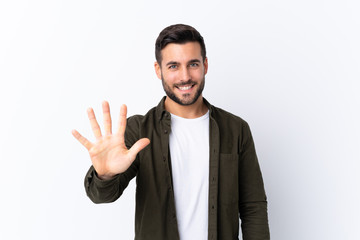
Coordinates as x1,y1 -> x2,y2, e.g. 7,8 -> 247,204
178,85 -> 192,90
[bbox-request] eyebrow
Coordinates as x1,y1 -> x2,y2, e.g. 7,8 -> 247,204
166,61 -> 179,66
165,59 -> 201,66
188,59 -> 201,64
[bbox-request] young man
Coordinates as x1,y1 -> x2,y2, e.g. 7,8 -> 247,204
72,24 -> 270,240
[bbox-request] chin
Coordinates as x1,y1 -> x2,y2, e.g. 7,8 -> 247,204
172,94 -> 201,106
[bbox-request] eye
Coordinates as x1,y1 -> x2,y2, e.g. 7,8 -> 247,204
168,65 -> 177,69
189,63 -> 199,67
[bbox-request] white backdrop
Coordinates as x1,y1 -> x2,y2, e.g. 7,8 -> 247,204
1,0 -> 359,239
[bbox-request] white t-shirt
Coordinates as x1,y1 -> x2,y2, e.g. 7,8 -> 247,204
169,111 -> 210,240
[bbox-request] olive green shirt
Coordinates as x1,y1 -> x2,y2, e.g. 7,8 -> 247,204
84,97 -> 270,240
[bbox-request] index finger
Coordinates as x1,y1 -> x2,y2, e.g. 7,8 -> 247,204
117,104 -> 127,143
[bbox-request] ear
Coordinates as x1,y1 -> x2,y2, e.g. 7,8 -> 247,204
204,57 -> 208,75
154,61 -> 162,80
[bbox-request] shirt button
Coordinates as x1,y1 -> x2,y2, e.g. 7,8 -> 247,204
163,156 -> 166,162
164,129 -> 168,134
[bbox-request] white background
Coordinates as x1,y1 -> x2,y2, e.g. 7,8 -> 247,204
1,0 -> 359,239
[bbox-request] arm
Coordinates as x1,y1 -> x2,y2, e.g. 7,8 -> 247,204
84,159 -> 138,203
72,102 -> 150,203
238,122 -> 270,239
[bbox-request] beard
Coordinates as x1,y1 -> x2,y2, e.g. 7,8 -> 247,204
161,75 -> 205,106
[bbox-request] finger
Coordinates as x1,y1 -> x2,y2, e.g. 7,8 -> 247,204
102,101 -> 112,135
72,129 -> 93,150
87,107 -> 102,139
117,104 -> 127,143
128,138 -> 150,160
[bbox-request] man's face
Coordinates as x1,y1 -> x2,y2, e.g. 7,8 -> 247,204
155,42 -> 208,106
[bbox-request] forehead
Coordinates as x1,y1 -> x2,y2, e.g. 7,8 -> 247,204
161,42 -> 202,64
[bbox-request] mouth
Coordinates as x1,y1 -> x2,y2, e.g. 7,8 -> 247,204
177,85 -> 194,91
175,82 -> 196,93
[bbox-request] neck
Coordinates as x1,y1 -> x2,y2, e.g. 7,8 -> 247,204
164,95 -> 208,119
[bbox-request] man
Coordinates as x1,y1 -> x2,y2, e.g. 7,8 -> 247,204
72,24 -> 270,240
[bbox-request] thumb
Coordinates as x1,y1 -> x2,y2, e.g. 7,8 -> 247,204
128,138 -> 150,159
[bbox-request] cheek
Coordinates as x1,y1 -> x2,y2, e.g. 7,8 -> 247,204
163,71 -> 178,83
191,69 -> 204,79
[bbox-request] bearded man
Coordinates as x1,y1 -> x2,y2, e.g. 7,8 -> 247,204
72,24 -> 270,240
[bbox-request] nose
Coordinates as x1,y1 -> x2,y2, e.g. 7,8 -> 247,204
180,67 -> 191,81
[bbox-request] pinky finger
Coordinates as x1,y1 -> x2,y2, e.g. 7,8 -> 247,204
72,129 -> 93,150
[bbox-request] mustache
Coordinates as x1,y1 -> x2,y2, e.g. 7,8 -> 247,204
174,80 -> 196,87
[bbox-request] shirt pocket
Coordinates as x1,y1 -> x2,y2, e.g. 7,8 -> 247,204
218,153 -> 239,204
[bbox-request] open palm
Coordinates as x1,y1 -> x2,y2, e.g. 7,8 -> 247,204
72,101 -> 150,180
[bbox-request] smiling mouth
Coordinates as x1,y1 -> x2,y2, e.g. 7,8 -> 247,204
177,85 -> 194,90
175,81 -> 196,91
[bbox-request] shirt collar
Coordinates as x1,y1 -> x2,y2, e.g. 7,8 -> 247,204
156,96 -> 214,121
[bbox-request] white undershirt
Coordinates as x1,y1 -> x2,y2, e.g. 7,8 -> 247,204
169,111 -> 209,240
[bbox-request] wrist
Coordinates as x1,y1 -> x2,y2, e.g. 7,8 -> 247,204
95,170 -> 116,180
98,174 -> 116,181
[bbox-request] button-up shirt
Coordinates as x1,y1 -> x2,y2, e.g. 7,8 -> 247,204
84,97 -> 270,240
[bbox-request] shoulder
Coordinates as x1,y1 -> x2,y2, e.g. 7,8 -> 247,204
124,106 -> 157,147
210,105 -> 250,130
125,105 -> 158,136
209,104 -> 255,153
127,106 -> 157,127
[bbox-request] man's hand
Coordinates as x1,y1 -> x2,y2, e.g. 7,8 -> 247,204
72,101 -> 150,180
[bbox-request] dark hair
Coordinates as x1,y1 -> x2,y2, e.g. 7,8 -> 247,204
155,24 -> 206,65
